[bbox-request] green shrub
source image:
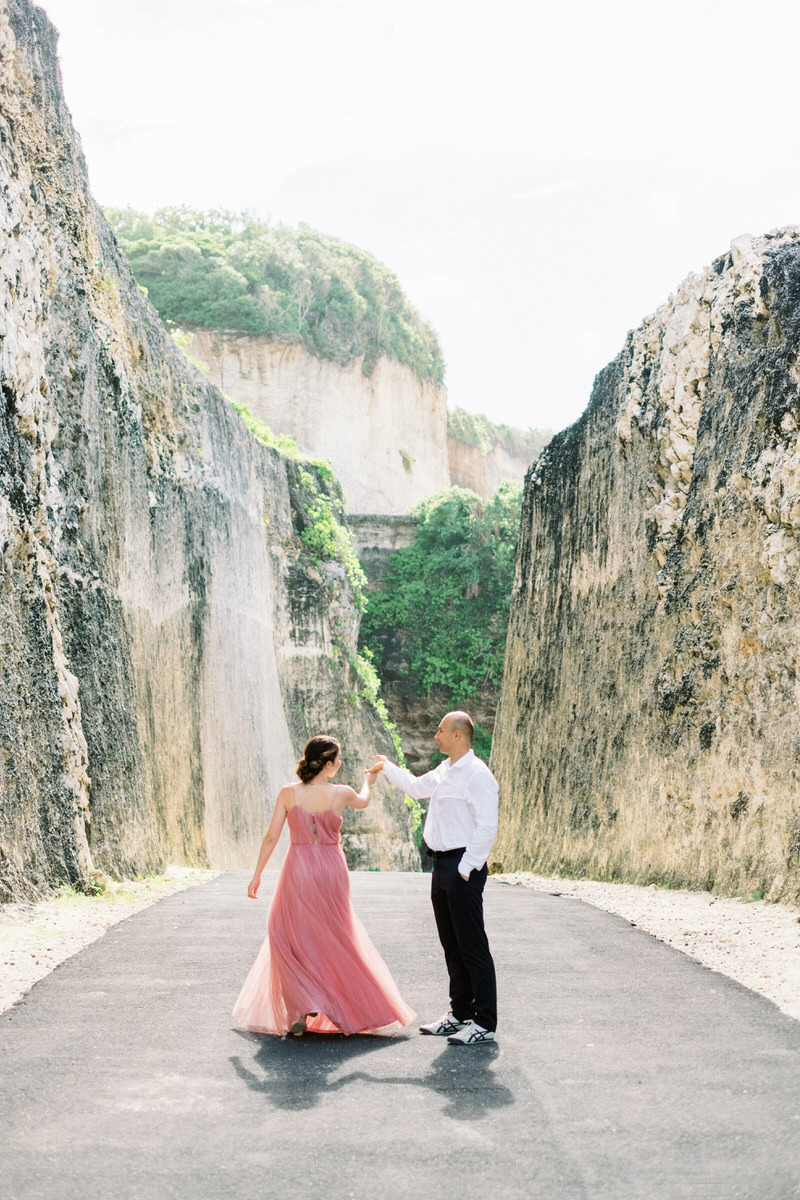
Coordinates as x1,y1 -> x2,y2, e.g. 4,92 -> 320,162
360,481 -> 522,703
106,206 -> 445,384
348,647 -> 405,762
228,397 -> 301,457
296,468 -> 367,610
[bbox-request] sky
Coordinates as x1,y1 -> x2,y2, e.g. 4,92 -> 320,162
39,0 -> 800,433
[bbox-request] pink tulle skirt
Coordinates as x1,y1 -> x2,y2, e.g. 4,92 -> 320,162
232,841 -> 414,1036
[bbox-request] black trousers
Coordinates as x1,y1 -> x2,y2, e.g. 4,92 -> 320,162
430,856 -> 497,1032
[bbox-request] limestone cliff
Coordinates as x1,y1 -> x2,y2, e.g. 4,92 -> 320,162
188,330 -> 451,515
0,0 -> 417,901
492,230 -> 800,903
348,515 -> 418,595
447,436 -> 532,497
446,408 -> 552,497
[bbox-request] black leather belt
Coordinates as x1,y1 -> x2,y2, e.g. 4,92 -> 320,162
429,847 -> 466,861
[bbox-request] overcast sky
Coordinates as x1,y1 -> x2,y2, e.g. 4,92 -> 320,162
40,0 -> 800,433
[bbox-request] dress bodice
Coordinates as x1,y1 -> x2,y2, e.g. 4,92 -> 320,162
287,803 -> 342,846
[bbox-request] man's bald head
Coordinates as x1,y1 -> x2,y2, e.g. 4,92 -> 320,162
435,711 -> 475,761
445,711 -> 474,744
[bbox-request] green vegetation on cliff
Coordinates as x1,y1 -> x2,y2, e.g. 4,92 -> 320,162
105,206 -> 444,383
447,406 -> 552,461
219,390 -> 367,607
296,464 -> 368,608
359,483 -> 522,748
228,398 -> 302,459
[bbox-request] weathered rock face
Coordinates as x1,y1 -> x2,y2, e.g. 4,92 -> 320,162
447,436 -> 533,496
188,330 -> 450,515
446,411 -> 552,498
492,230 -> 800,903
348,514 -> 418,593
0,0 -> 417,901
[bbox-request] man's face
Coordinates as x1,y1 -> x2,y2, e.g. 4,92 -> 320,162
434,716 -> 455,757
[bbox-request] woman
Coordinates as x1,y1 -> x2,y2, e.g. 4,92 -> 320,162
232,735 -> 414,1037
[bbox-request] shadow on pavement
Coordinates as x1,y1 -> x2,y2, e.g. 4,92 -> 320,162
229,1031 -> 399,1109
230,1031 -> 515,1118
339,1044 -> 516,1121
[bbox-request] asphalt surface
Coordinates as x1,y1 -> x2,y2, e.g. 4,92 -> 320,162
2,871 -> 800,1200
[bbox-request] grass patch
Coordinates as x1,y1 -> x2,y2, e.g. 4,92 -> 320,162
54,869 -> 214,908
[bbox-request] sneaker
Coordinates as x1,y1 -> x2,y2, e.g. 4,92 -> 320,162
419,1012 -> 467,1036
446,1020 -> 495,1045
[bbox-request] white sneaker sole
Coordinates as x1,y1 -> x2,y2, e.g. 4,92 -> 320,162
447,1031 -> 496,1045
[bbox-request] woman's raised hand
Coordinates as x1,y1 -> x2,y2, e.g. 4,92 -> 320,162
364,757 -> 385,781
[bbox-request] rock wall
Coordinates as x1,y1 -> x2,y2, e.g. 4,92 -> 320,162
447,436 -> 534,496
0,0 -> 417,901
348,514 -> 418,587
492,230 -> 800,904
446,409 -> 552,497
188,330 -> 450,515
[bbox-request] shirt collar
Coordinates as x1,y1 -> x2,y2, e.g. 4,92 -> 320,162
447,749 -> 475,771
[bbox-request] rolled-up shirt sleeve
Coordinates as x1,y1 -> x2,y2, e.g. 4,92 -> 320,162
381,759 -> 439,800
459,770 -> 498,876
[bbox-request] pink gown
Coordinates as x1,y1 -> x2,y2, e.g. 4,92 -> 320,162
232,801 -> 414,1036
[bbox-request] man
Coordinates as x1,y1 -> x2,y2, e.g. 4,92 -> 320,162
374,710 -> 498,1046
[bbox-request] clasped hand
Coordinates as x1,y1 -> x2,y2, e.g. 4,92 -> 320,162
364,755 -> 387,781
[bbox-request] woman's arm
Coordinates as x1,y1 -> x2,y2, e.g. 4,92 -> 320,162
247,789 -> 290,898
340,765 -> 379,812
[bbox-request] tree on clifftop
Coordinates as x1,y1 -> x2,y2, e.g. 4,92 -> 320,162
105,206 -> 445,384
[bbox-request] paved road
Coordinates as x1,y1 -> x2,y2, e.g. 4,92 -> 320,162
2,871 -> 800,1199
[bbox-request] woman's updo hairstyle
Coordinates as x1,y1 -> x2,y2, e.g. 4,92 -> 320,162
296,735 -> 340,784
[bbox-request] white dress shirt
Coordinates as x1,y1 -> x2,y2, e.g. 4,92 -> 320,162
382,750 -> 498,877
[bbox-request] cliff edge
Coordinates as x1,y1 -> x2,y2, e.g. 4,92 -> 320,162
176,329 -> 451,516
492,229 -> 800,903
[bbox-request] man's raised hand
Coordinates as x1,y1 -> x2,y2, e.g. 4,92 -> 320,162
364,756 -> 387,780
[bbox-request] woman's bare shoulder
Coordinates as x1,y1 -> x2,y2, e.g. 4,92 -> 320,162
277,782 -> 300,807
333,782 -> 357,804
